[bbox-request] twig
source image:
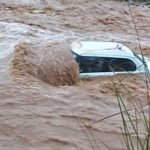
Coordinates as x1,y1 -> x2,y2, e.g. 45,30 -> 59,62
89,108 -> 134,126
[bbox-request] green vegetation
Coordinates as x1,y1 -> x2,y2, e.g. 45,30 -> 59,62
113,73 -> 150,150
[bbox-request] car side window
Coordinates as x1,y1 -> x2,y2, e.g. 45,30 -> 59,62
109,58 -> 136,72
78,56 -> 109,73
78,56 -> 94,73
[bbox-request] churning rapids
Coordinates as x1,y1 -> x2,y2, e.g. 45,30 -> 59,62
0,0 -> 150,150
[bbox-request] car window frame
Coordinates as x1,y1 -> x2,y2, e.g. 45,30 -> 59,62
77,55 -> 137,73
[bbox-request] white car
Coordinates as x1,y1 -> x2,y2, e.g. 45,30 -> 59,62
70,41 -> 150,78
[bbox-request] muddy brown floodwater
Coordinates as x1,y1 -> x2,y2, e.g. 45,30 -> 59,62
0,0 -> 150,150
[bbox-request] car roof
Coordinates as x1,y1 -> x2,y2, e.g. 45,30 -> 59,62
71,41 -> 134,57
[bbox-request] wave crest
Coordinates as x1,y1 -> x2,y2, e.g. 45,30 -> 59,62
10,41 -> 79,86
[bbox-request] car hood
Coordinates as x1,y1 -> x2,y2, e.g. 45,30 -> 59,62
138,55 -> 150,71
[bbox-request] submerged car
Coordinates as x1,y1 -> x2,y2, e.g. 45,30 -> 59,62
70,41 -> 150,78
